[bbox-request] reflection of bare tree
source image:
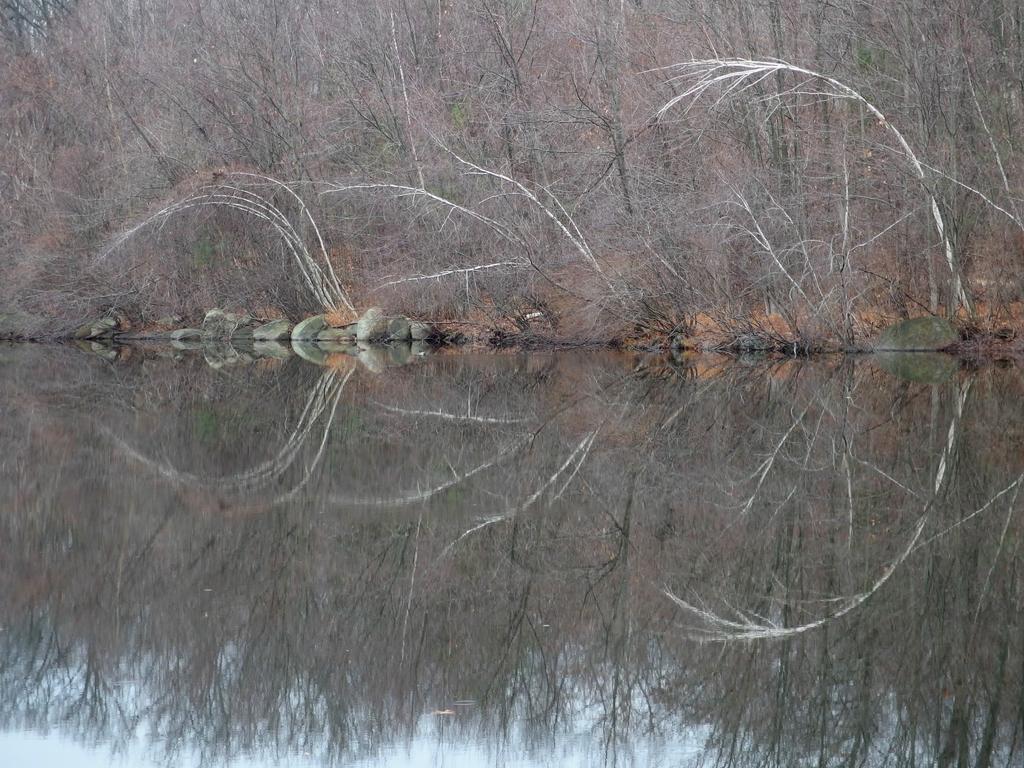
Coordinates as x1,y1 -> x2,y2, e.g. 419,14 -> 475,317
103,361 -> 557,512
665,375 -> 974,642
372,401 -> 527,425
331,434 -> 529,509
442,425 -> 602,554
0,347 -> 1022,766
106,367 -> 352,498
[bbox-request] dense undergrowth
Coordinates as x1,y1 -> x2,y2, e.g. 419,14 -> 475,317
4,1 -> 1024,352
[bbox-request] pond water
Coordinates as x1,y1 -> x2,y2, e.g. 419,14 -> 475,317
0,343 -> 1021,767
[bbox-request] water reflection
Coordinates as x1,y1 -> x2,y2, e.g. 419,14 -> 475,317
0,344 -> 1021,767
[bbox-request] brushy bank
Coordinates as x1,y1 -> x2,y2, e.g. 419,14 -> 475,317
4,3 -> 1024,355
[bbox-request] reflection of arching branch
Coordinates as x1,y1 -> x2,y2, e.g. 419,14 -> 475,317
665,517 -> 926,641
440,427 -> 601,557
737,400 -> 813,515
918,471 -> 1024,549
372,402 -> 526,425
274,368 -> 354,503
523,428 -> 599,510
105,368 -> 352,501
329,436 -> 530,508
932,378 -> 971,495
669,375 -> 973,642
219,369 -> 346,491
849,455 -> 922,500
440,515 -> 509,554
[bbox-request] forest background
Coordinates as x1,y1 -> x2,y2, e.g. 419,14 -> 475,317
3,0 -> 1024,346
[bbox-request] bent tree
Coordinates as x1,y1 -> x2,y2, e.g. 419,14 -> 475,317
656,58 -> 976,317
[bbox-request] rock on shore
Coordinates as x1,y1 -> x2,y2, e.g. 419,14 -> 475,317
875,317 -> 959,351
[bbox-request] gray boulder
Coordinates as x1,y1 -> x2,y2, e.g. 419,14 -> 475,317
170,328 -> 203,341
875,317 -> 959,351
73,316 -> 117,340
387,316 -> 412,341
318,325 -> 357,342
253,318 -> 292,341
291,315 -> 329,341
202,309 -> 251,340
410,321 -> 434,341
356,307 -> 389,342
411,340 -> 433,357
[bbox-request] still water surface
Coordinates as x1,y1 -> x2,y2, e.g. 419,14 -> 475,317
1,343 -> 1021,767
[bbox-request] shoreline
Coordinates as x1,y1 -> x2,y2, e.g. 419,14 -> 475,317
0,331 -> 1010,388
4,329 -> 1021,365
5,304 -> 1024,365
